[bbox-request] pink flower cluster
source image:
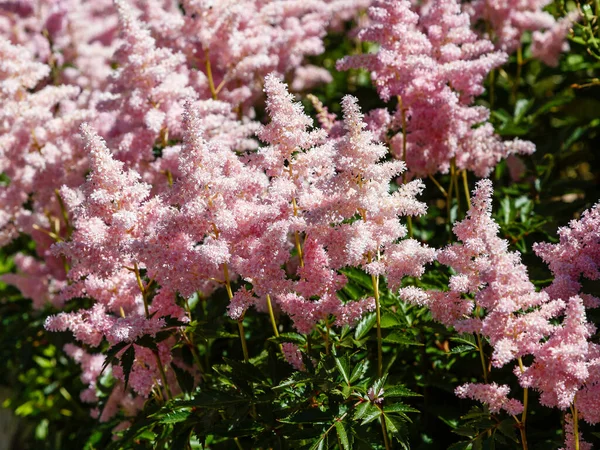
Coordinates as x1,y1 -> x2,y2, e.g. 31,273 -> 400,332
338,0 -> 536,177
1,0 -> 372,423
421,180 -> 600,443
465,0 -> 577,61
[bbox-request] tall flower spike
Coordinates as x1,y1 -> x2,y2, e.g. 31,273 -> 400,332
53,123 -> 150,280
337,0 -> 534,178
424,179 -> 557,368
257,73 -> 326,174
533,202 -> 600,307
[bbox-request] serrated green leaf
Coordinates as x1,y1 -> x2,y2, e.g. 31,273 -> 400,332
383,385 -> 420,398
380,312 -> 403,328
496,419 -> 518,442
354,312 -> 376,341
280,408 -> 335,424
335,354 -> 351,385
450,345 -> 477,354
151,408 -> 192,424
335,421 -> 351,450
354,403 -> 380,425
172,364 -> 194,394
382,331 -> 421,346
120,344 -> 135,390
135,335 -> 159,352
101,341 -> 129,374
349,360 -> 368,384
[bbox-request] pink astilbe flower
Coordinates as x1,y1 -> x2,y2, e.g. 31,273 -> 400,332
180,0 -> 336,108
282,343 -> 306,371
337,0 -> 533,177
64,344 -> 106,403
425,180 -> 557,367
534,202 -> 600,307
560,413 -> 592,450
53,124 -> 150,280
466,0 -> 567,56
45,303 -> 116,347
270,93 -> 432,332
531,11 -> 579,67
517,296 -> 598,411
99,0 -> 195,180
138,102 -> 267,299
455,382 -> 524,415
0,254 -> 67,309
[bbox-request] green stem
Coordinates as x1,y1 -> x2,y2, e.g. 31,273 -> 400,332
133,262 -> 150,318
571,403 -> 580,450
462,170 -> 471,210
266,294 -> 280,338
489,68 -> 496,110
511,45 -> 523,104
222,262 -> 250,363
398,96 -> 413,239
154,352 -> 172,400
234,437 -> 244,450
371,268 -> 383,378
205,49 -> 217,100
475,332 -> 488,383
380,414 -> 391,450
237,321 -> 250,363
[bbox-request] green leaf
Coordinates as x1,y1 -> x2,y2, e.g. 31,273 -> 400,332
120,344 -> 135,390
380,312 -> 403,328
334,354 -> 351,385
334,421 -> 351,450
449,345 -> 477,354
172,364 -> 194,394
383,402 -> 418,419
268,332 -> 306,345
280,408 -> 335,424
135,335 -> 159,352
151,408 -> 192,424
349,360 -> 368,384
496,419 -> 518,443
354,312 -> 376,341
382,331 -> 421,346
383,385 -> 420,398
101,341 -> 129,374
354,402 -> 380,425
340,267 -> 374,291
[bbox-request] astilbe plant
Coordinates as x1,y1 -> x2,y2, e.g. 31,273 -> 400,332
419,180 -> 600,449
337,0 -> 535,178
1,0 -> 599,449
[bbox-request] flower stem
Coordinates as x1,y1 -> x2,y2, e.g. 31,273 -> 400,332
380,414 -> 391,450
511,45 -> 523,104
428,174 -> 448,197
204,49 -> 217,100
371,269 -> 383,378
461,170 -> 471,209
133,262 -> 150,317
475,332 -> 488,383
222,262 -> 249,363
154,351 -> 172,400
571,403 -> 580,450
288,163 -> 305,267
266,294 -> 279,338
398,95 -> 413,239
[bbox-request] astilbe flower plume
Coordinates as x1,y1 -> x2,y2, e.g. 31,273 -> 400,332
260,82 -> 435,333
466,0 -> 576,63
337,0 -> 534,177
533,202 -> 600,307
